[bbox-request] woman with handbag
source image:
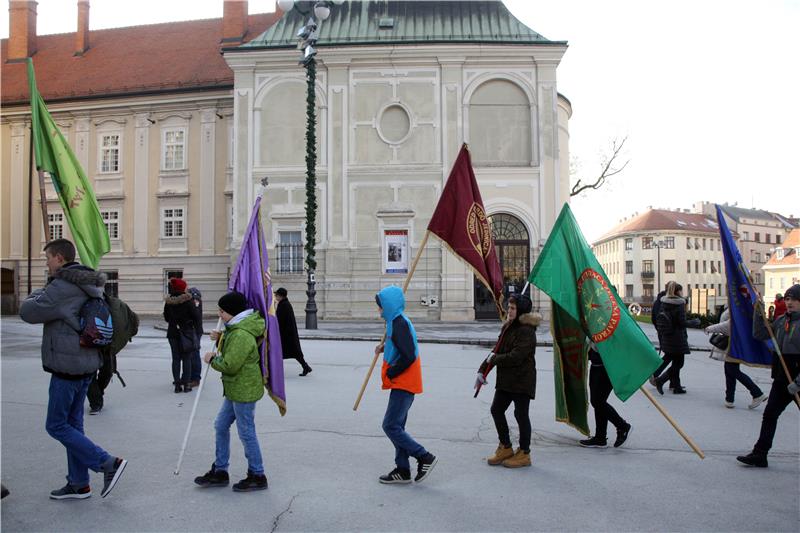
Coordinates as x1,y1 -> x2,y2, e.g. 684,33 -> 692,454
654,282 -> 699,394
163,278 -> 201,393
705,307 -> 766,409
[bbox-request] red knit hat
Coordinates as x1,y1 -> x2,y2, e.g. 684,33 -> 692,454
169,278 -> 187,293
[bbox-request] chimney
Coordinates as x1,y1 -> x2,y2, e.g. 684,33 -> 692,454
8,0 -> 37,60
75,0 -> 89,56
221,0 -> 248,46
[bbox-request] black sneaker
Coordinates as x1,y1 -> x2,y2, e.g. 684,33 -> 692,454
1,484 -> 9,499
50,483 -> 91,500
614,423 -> 632,448
414,453 -> 438,483
183,384 -> 192,393
89,405 -> 102,415
232,471 -> 268,492
174,384 -> 183,393
194,464 -> 230,487
300,367 -> 312,377
378,467 -> 412,484
736,452 -> 768,468
672,386 -> 687,394
579,436 -> 607,448
101,457 -> 127,498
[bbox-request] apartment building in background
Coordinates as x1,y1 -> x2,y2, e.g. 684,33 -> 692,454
763,228 -> 800,301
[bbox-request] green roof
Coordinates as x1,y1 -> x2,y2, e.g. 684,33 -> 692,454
238,0 -> 562,50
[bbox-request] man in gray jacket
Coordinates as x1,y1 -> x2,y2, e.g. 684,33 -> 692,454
19,239 -> 127,499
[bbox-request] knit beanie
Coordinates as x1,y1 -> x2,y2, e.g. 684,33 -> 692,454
218,291 -> 248,316
509,292 -> 533,315
784,284 -> 800,301
168,277 -> 187,294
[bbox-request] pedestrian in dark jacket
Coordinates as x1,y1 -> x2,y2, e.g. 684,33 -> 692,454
163,278 -> 201,393
188,287 -> 204,387
654,282 -> 699,394
737,284 -> 800,468
481,293 -> 540,468
19,239 -> 127,500
650,289 -> 671,385
772,293 -> 787,320
579,343 -> 632,448
274,288 -> 312,376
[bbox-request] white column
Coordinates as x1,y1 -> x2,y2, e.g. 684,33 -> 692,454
133,114 -> 151,255
10,122 -> 27,259
199,108 -> 217,253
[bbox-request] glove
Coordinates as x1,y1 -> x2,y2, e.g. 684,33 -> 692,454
486,352 -> 496,364
788,379 -> 800,396
474,372 -> 487,390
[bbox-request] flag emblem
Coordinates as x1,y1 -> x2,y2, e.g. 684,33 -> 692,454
577,268 -> 621,343
466,202 -> 492,258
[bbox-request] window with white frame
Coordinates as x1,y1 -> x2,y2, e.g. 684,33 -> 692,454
48,212 -> 64,241
162,128 -> 186,170
100,134 -> 120,173
162,208 -> 185,238
101,209 -> 120,240
277,231 -> 304,273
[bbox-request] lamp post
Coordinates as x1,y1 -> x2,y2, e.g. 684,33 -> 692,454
278,0 -> 342,329
652,239 -> 666,295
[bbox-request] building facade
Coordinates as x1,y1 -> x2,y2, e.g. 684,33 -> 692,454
593,209 -> 727,313
763,228 -> 800,302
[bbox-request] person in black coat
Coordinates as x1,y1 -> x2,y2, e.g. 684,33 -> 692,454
579,343 -> 632,448
274,288 -> 312,376
163,278 -> 201,392
654,281 -> 699,394
649,288 -> 670,386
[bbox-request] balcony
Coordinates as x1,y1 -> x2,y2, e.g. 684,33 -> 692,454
640,271 -> 655,280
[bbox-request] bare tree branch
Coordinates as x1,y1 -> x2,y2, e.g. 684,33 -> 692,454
570,136 -> 630,197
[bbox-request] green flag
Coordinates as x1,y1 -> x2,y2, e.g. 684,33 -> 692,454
552,303 -> 590,435
28,59 -> 109,269
530,204 -> 661,401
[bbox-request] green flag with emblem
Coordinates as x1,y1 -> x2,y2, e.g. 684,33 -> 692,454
28,59 -> 109,269
530,204 -> 661,401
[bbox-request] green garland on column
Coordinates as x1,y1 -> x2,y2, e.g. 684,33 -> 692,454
304,57 -> 317,273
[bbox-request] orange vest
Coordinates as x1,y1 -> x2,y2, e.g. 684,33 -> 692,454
381,355 -> 423,394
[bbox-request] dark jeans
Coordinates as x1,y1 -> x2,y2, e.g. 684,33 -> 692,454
754,361 -> 800,456
191,347 -> 202,382
724,362 -> 763,403
490,389 -> 532,452
382,389 -> 426,471
168,338 -> 192,385
656,353 -> 685,389
589,364 -> 627,439
653,353 -> 672,378
87,351 -> 113,409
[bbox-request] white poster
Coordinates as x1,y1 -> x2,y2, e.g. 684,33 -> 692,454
384,229 -> 409,274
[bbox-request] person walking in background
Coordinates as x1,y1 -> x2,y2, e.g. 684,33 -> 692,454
194,291 -> 268,491
737,285 -> 800,468
374,285 -> 437,484
480,293 -> 540,468
705,307 -> 767,409
163,278 -> 202,393
579,343 -> 632,448
649,287 -> 670,387
19,239 -> 127,500
772,293 -> 787,320
188,287 -> 204,388
274,288 -> 312,376
654,281 -> 700,394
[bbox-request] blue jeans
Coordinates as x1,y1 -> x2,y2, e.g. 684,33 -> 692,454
191,346 -> 202,382
46,375 -> 111,487
382,389 -> 426,471
724,362 -> 763,403
214,399 -> 263,475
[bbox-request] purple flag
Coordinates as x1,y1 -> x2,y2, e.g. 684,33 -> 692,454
229,195 -> 286,415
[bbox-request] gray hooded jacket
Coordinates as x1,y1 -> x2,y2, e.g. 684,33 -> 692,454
19,263 -> 106,378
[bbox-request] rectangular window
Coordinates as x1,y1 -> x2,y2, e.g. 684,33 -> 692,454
664,236 -> 675,249
717,238 -> 721,250
642,260 -> 653,273
703,260 -> 707,273
665,260 -> 675,273
642,237 -> 653,249
625,238 -> 633,250
625,260 -> 633,274
718,283 -> 722,295
625,284 -> 634,298
776,248 -> 785,260
163,129 -> 186,170
687,260 -> 691,273
695,260 -> 699,273
695,238 -> 700,249
710,261 -> 717,274
717,260 -> 721,274
754,252 -> 761,263
277,231 -> 304,274
643,284 -> 654,298
102,270 -> 119,297
743,231 -> 749,241
766,234 -> 771,244
164,270 -> 183,294
162,208 -> 185,238
48,212 -> 64,241
686,237 -> 692,250
101,209 -> 120,240
776,234 -> 782,244
100,134 -> 120,173
754,232 -> 760,242
702,238 -> 706,250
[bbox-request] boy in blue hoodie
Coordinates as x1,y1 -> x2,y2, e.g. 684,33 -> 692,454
374,286 -> 437,484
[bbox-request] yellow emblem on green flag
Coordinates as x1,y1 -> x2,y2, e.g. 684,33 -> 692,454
530,204 -> 661,401
28,59 -> 109,269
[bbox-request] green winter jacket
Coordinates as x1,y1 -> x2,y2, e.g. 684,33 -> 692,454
211,311 -> 266,403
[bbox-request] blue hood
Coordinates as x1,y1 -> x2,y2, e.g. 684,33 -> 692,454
377,285 -> 405,323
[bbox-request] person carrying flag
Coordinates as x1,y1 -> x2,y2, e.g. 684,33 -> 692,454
579,342 -> 632,448
737,284 -> 800,468
482,293 -> 540,468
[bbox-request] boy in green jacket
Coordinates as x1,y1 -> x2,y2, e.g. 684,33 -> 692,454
194,291 -> 268,491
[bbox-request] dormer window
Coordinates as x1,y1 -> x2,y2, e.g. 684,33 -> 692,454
776,248 -> 785,260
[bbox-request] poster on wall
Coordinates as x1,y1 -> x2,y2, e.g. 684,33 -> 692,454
384,229 -> 409,274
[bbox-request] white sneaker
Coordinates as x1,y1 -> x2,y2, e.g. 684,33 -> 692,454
748,395 -> 767,409
724,401 -> 734,408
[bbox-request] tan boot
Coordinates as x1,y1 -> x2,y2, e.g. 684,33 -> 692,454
502,448 -> 532,468
487,445 -> 514,465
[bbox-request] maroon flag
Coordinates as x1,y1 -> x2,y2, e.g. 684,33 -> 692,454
428,144 -> 504,317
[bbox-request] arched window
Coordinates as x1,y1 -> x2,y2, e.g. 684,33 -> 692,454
468,80 -> 531,166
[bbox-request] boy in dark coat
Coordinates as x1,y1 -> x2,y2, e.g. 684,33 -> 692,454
274,288 -> 312,376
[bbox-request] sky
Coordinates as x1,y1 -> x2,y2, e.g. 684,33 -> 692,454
3,0 -> 798,242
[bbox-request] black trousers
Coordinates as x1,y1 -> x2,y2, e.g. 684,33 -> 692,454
754,357 -> 800,455
589,364 -> 627,439
490,389 -> 532,452
168,338 -> 192,385
87,351 -> 113,409
656,352 -> 685,388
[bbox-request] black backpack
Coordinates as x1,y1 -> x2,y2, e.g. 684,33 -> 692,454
655,309 -> 674,335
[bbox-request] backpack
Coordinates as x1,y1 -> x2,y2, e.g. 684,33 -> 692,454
105,294 -> 139,357
655,309 -> 674,335
78,297 -> 114,348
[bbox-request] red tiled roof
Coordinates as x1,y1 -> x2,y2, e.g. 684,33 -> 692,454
765,229 -> 800,266
1,12 -> 281,106
597,209 -> 721,242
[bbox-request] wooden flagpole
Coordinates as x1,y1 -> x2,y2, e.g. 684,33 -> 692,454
353,231 -> 431,411
640,386 -> 705,459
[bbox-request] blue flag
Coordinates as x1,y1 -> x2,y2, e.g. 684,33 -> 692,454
716,205 -> 772,367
